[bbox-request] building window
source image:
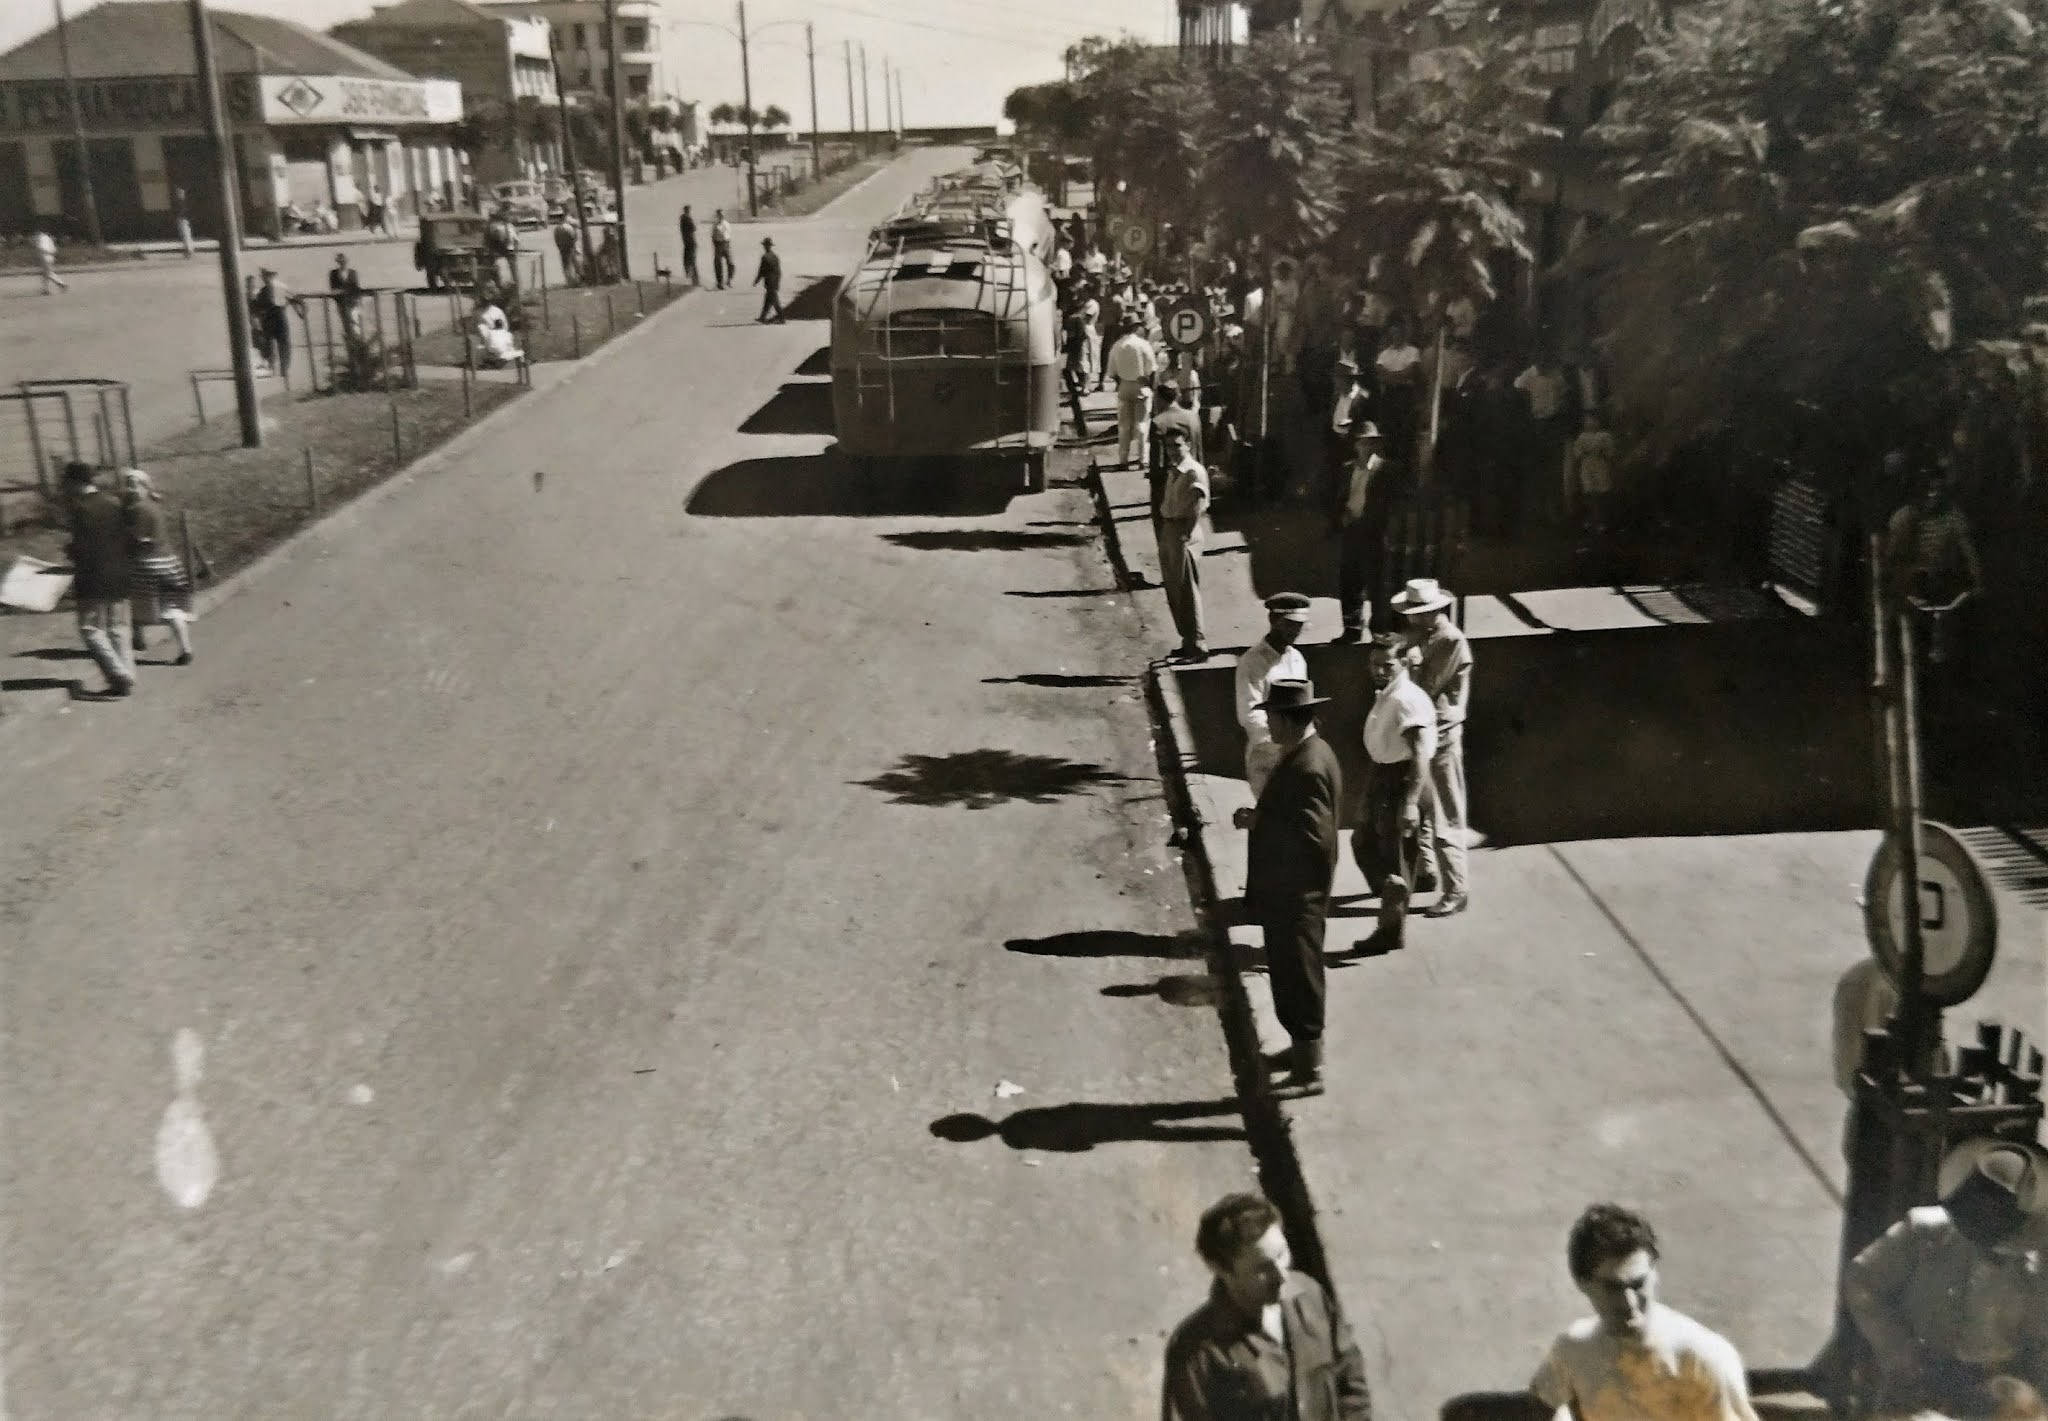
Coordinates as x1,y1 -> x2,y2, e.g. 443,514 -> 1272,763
628,73 -> 648,98
623,24 -> 646,49
570,22 -> 585,47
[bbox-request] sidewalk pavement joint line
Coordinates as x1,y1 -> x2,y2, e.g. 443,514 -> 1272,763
1545,843 -> 1845,1207
1084,446 -> 1340,1297
0,282 -> 701,736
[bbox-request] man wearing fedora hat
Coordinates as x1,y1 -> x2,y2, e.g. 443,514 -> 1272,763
1395,576 -> 1473,916
1333,422 -> 1397,642
1235,593 -> 1311,797
1845,1138 -> 2048,1416
1354,635 -> 1436,953
1241,679 -> 1342,1093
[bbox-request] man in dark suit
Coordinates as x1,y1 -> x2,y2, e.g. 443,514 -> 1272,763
753,237 -> 786,323
61,461 -> 136,697
1235,679 -> 1342,1093
678,205 -> 700,286
1163,1192 -> 1373,1421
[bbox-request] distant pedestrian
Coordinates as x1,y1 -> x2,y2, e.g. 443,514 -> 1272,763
1332,423 -> 1393,642
250,268 -> 300,383
1236,679 -> 1341,1093
753,237 -> 785,323
1061,302 -> 1091,437
1156,428 -> 1210,661
173,188 -> 195,258
1163,1192 -> 1372,1421
712,210 -> 735,289
364,186 -> 392,237
1234,592 -> 1310,797
1107,318 -> 1158,470
1081,286 -> 1104,389
679,204 -> 700,285
1526,1203 -> 1761,1421
552,215 -> 581,285
121,470 -> 194,666
1353,634 -> 1435,955
1564,409 -> 1617,544
32,227 -> 67,294
1396,577 -> 1471,916
60,462 -> 136,696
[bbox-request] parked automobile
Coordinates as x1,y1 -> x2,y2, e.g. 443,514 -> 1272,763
491,180 -> 548,228
414,210 -> 491,290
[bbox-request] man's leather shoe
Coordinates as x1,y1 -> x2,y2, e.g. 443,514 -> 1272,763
1424,893 -> 1469,918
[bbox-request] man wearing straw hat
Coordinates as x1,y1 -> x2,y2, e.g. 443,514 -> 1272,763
1238,678 -> 1342,1094
1395,576 -> 1472,916
1845,1137 -> 2048,1417
1234,593 -> 1310,797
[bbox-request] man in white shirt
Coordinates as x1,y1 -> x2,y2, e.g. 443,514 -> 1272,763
1353,634 -> 1436,952
1156,426 -> 1210,660
1395,577 -> 1472,916
1526,1204 -> 1761,1421
1083,245 -> 1109,279
1052,238 -> 1075,282
1235,593 -> 1310,796
1107,317 -> 1160,471
32,227 -> 67,294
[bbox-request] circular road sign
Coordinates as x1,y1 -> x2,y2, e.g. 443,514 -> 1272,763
1863,821 -> 1999,1008
1117,217 -> 1156,257
1163,298 -> 1211,351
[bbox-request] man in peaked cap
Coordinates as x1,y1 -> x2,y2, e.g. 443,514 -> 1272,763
1240,679 -> 1342,1094
1234,593 -> 1310,798
1845,1138 -> 2048,1416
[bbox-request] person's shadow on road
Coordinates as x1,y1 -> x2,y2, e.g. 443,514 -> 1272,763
931,1098 -> 1247,1153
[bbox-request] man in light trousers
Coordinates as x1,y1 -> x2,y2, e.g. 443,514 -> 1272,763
1396,577 -> 1472,916
1157,427 -> 1209,661
1107,316 -> 1158,470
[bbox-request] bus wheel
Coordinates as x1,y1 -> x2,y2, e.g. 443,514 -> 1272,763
1025,450 -> 1047,494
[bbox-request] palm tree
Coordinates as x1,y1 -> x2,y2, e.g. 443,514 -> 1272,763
760,104 -> 792,132
708,101 -> 739,128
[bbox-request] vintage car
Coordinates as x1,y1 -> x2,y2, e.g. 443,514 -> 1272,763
414,210 -> 492,290
491,180 -> 549,228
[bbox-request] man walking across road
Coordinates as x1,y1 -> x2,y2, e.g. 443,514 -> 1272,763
1396,577 -> 1471,916
1353,634 -> 1436,955
1107,316 -> 1158,470
60,462 -> 136,697
1236,679 -> 1341,1094
1235,593 -> 1310,797
1163,1192 -> 1373,1421
1519,1203 -> 1762,1421
1157,426 -> 1210,662
753,237 -> 786,323
711,210 -> 735,289
32,227 -> 67,294
678,205 -> 700,286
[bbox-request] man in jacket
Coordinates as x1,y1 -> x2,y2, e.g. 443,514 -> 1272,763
1333,423 -> 1394,642
678,205 -> 700,286
1164,1192 -> 1372,1421
1157,427 -> 1210,662
753,237 -> 785,323
61,462 -> 136,696
1239,679 -> 1342,1093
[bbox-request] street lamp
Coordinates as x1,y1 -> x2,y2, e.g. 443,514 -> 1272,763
669,9 -> 810,217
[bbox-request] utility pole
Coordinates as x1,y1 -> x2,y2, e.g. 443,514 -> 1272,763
895,68 -> 905,137
53,0 -> 103,248
736,0 -> 758,217
549,29 -> 596,279
859,43 -> 871,149
882,57 -> 892,138
805,22 -> 822,182
186,0 -> 259,448
603,0 -> 631,277
843,39 -> 856,144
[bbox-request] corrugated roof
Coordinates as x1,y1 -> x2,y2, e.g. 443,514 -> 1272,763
334,0 -> 508,32
0,2 -> 420,82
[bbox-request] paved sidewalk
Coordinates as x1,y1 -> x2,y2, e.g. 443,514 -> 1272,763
1085,414 -> 2048,1421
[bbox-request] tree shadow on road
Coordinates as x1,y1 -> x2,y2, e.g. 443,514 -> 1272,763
738,382 -> 835,436
930,1097 -> 1247,1152
882,529 -> 1090,552
1005,929 -> 1205,959
687,450 -> 1019,518
855,750 -> 1133,809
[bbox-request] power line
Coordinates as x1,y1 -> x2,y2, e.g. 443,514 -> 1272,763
804,0 -> 1102,47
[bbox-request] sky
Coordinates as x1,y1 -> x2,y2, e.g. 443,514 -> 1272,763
0,0 -> 1200,130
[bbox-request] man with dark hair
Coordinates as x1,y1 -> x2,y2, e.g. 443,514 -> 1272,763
1237,679 -> 1342,1093
1164,1192 -> 1372,1421
678,204 -> 700,286
753,237 -> 786,323
1524,1203 -> 1759,1421
1844,1139 -> 2048,1417
1354,633 -> 1436,954
61,462 -> 136,697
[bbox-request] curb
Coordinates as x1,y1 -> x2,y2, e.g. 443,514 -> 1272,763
0,282 -> 696,731
1081,449 -> 1338,1295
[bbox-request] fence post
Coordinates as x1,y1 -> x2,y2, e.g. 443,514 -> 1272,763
21,386 -> 49,498
636,280 -> 646,316
462,362 -> 475,421
573,314 -> 582,360
119,384 -> 135,465
604,289 -> 616,336
191,373 -> 206,427
304,446 -> 318,515
540,256 -> 551,331
180,509 -> 197,590
372,293 -> 390,394
389,401 -> 402,462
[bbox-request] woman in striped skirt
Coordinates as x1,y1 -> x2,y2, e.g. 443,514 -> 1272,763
122,469 -> 195,666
